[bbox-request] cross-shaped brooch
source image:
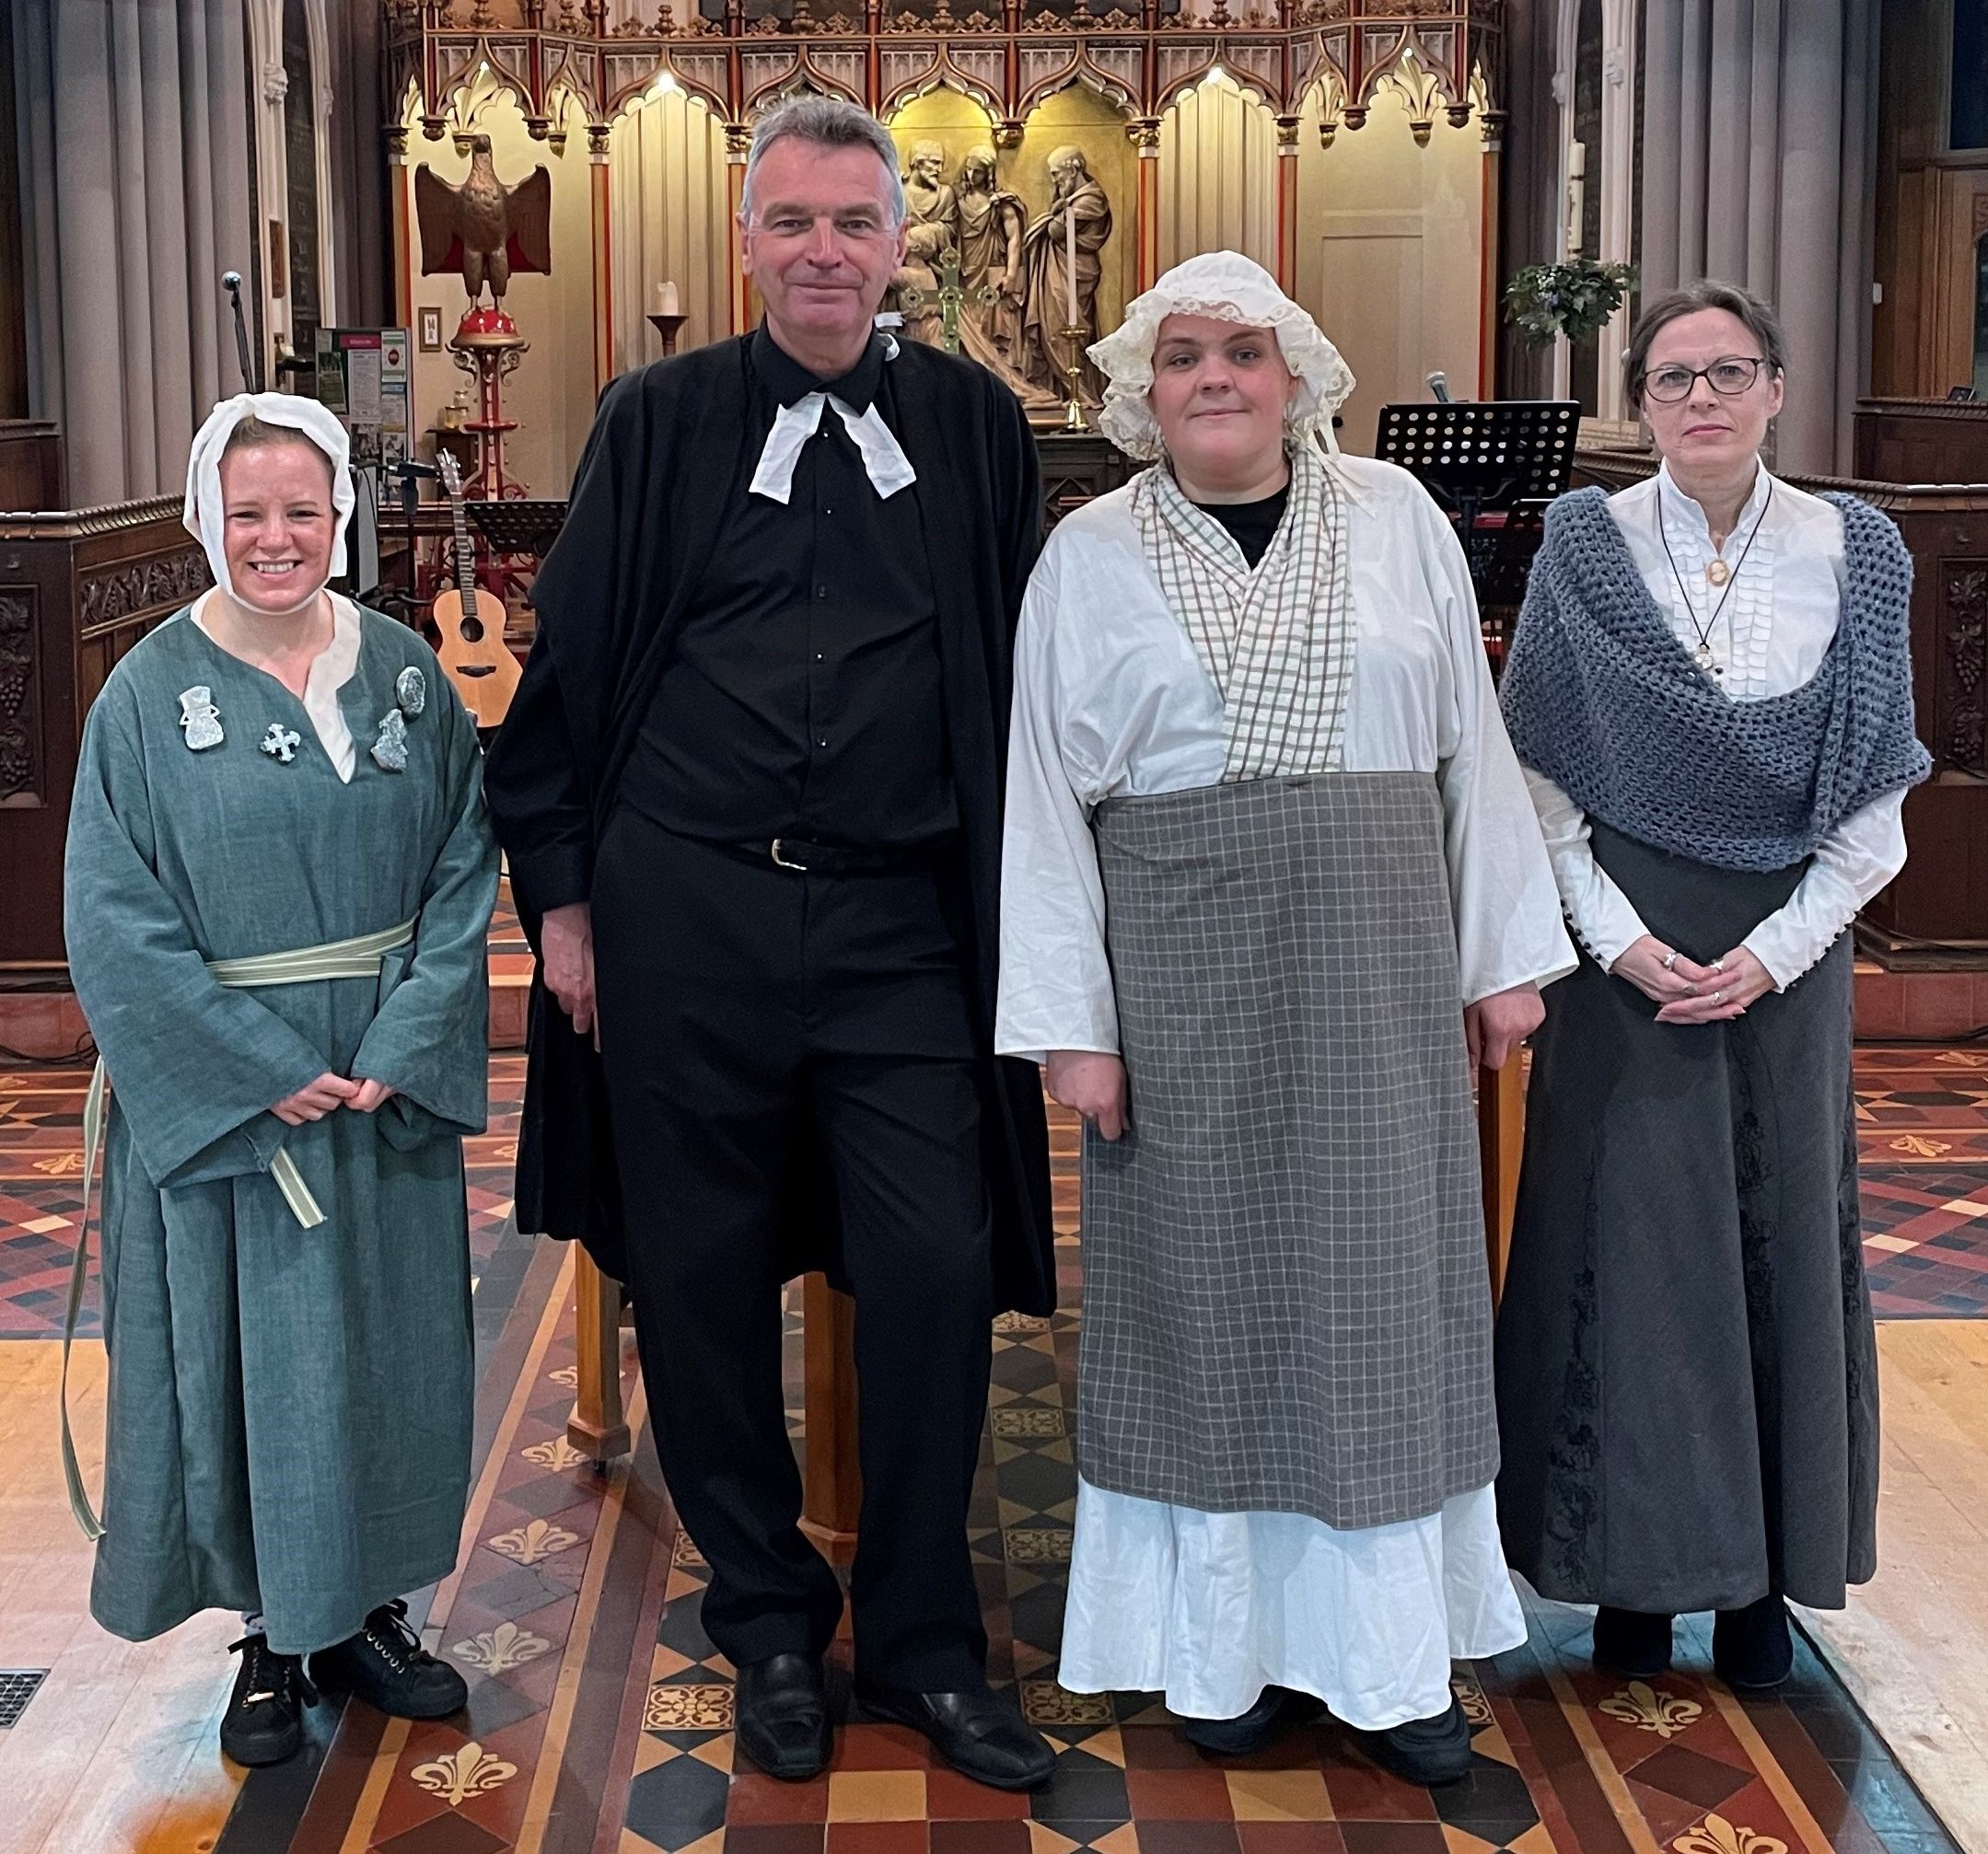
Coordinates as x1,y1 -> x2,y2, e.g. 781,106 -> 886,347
259,723 -> 302,764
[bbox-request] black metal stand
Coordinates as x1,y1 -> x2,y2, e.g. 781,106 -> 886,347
1374,400 -> 1580,611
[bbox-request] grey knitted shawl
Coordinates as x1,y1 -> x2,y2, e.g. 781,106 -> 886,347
1500,486 -> 1931,872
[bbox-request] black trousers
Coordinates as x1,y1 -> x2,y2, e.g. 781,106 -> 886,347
591,806 -> 995,1690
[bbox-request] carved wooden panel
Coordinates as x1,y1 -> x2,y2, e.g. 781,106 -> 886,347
803,48 -> 867,98
1083,43 -> 1143,105
78,547 -> 211,640
880,46 -> 943,104
1225,41 -> 1282,98
948,46 -> 1006,98
0,588 -> 38,806
1156,41 -> 1217,98
742,47 -> 804,104
1944,562 -> 1988,776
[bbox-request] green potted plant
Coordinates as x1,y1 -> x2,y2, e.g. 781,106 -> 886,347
1505,260 -> 1639,347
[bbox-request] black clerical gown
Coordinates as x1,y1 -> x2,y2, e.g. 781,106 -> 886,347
484,331 -> 1054,1317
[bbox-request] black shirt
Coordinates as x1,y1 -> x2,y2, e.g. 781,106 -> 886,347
1193,483 -> 1291,570
618,325 -> 959,850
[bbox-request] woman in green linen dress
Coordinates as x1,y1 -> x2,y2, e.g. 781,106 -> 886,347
62,394 -> 499,1767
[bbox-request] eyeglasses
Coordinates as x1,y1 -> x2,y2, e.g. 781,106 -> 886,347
1642,356 -> 1771,403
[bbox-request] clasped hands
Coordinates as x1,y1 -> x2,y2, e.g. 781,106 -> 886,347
272,1074 -> 397,1126
1610,934 -> 1774,1023
1046,981 -> 1549,1143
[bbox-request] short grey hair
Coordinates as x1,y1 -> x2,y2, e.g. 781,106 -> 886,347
740,95 -> 906,228
1624,279 -> 1788,406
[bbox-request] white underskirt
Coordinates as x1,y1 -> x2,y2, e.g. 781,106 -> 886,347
1058,1477 -> 1527,1732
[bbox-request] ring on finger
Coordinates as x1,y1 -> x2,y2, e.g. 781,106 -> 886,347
1661,948 -> 1680,971
1713,989 -> 1726,1004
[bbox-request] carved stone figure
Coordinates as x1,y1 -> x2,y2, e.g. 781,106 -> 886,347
955,145 -> 1029,371
1019,146 -> 1113,404
901,141 -> 959,242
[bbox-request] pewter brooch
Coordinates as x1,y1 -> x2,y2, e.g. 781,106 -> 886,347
395,666 -> 426,718
371,709 -> 409,772
260,723 -> 302,763
178,687 -> 223,751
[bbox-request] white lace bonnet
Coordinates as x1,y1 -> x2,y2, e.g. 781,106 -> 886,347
1087,251 -> 1356,463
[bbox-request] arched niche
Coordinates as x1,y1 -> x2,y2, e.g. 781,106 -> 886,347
1156,69 -> 1279,281
1294,76 -> 1485,454
608,77 -> 734,373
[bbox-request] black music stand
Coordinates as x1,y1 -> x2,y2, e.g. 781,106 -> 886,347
1374,400 -> 1579,608
466,499 -> 569,560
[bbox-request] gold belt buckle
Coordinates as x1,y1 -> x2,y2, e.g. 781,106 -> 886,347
770,838 -> 808,872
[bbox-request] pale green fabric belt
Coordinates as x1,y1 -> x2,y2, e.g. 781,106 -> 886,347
63,918 -> 416,1540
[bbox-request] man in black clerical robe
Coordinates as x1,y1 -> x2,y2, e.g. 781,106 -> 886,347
483,96 -> 1055,1792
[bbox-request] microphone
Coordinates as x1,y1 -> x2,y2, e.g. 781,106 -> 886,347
392,460 -> 440,478
222,272 -> 259,392
1426,370 -> 1452,403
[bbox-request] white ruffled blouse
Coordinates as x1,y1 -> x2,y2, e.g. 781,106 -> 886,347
1523,463 -> 1909,987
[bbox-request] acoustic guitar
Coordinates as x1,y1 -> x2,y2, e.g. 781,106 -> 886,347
433,450 -> 523,728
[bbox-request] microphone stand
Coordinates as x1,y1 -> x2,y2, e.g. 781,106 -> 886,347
222,272 -> 261,391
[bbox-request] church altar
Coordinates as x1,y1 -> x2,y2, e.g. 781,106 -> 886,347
386,0 -> 1508,489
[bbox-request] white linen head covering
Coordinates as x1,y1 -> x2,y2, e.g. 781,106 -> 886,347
1088,251 -> 1356,464
182,392 -> 355,604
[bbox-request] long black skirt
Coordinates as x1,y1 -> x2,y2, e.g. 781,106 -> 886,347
1494,822 -> 1878,1614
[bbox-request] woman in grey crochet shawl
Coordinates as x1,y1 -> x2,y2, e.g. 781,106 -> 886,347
1494,282 -> 1930,1691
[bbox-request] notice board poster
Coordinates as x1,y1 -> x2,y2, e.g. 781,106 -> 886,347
316,327 -> 413,469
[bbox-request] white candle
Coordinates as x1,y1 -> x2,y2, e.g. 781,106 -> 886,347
1064,200 -> 1080,327
1569,140 -> 1587,180
657,280 -> 680,317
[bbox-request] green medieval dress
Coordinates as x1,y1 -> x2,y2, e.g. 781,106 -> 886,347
64,600 -> 497,1657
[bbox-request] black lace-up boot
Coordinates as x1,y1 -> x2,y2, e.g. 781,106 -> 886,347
309,1598 -> 468,1720
221,1632 -> 318,1767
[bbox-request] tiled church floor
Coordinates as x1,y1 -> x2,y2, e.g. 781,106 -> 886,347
0,1050 -> 1979,1851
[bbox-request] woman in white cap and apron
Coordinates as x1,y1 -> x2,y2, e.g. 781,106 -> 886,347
995,255 -> 1573,1782
62,395 -> 497,1765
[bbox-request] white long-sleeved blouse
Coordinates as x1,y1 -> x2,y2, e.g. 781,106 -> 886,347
994,454 -> 1575,1063
1524,462 -> 1909,988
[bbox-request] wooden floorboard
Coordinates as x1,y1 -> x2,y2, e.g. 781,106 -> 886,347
1803,1320 -> 1988,1854
0,1340 -> 243,1854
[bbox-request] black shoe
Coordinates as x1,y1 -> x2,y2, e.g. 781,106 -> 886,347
735,1652 -> 833,1782
309,1599 -> 467,1720
220,1633 -> 317,1767
1593,1605 -> 1675,1678
1350,1696 -> 1473,1788
1181,1686 -> 1296,1756
1715,1594 -> 1793,1690
854,1677 -> 1055,1791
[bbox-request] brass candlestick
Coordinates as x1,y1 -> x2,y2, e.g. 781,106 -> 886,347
646,311 -> 689,356
1060,322 -> 1089,432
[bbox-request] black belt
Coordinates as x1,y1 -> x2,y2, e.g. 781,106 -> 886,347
750,835 -> 943,875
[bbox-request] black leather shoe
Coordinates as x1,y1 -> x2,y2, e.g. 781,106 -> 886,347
221,1633 -> 317,1767
735,1652 -> 833,1782
1593,1605 -> 1675,1678
309,1599 -> 467,1720
1715,1594 -> 1793,1690
1350,1696 -> 1472,1788
1181,1686 -> 1296,1756
854,1677 -> 1055,1791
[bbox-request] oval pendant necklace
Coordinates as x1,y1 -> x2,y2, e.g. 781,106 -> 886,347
1657,479 -> 1773,680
